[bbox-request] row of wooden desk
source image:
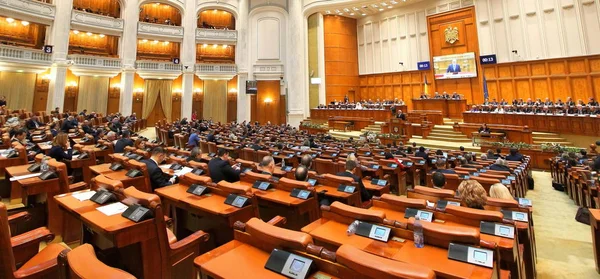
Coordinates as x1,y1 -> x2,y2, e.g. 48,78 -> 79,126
310,107 -> 403,122
463,112 -> 600,136
413,99 -> 467,118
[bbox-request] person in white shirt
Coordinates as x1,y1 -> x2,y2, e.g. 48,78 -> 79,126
355,102 -> 363,109
493,106 -> 504,113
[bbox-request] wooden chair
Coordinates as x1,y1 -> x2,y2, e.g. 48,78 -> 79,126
123,159 -> 152,193
407,186 -> 458,203
58,244 -> 135,279
0,202 -> 67,279
118,186 -> 210,278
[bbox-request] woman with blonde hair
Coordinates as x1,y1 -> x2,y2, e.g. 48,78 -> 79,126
489,183 -> 514,200
457,180 -> 487,209
134,138 -> 146,150
48,132 -> 73,161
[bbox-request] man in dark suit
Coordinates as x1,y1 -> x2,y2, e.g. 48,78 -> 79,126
81,120 -> 95,135
114,131 -> 134,153
208,148 -> 241,183
336,160 -> 372,203
250,138 -> 262,151
446,59 -> 461,73
61,116 -> 77,132
489,158 -> 512,172
26,115 -> 44,130
258,156 -> 275,176
433,158 -> 456,174
415,146 -> 430,161
506,148 -> 524,162
432,172 -> 446,189
142,147 -> 176,191
206,131 -> 216,143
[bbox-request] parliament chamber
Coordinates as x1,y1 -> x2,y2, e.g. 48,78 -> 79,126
1,0 -> 600,278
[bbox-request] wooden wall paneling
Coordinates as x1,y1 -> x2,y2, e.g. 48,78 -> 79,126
32,72 -> 49,113
256,80 -> 282,125
0,16 -> 46,49
227,76 -> 238,123
132,74 -> 145,118
106,74 -> 121,114
198,10 -> 235,29
324,15 -> 359,103
63,70 -> 79,112
250,94 -> 256,122
137,41 -> 180,61
73,0 -> 120,18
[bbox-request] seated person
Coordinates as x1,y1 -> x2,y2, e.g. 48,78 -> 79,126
187,147 -> 202,162
134,138 -> 146,150
258,156 -> 275,176
506,148 -> 524,162
457,180 -> 487,209
250,138 -> 262,151
460,157 -> 478,169
114,131 -> 134,153
208,148 -> 241,183
489,183 -> 514,201
419,92 -> 429,99
300,154 -> 313,169
336,160 -> 372,202
432,172 -> 446,189
26,115 -> 44,130
81,120 -> 95,135
433,158 -> 456,174
478,123 -> 491,134
489,158 -> 511,172
48,132 -> 73,162
187,130 -> 200,148
142,147 -> 177,190
415,146 -> 429,161
451,92 -> 461,99
61,116 -> 77,132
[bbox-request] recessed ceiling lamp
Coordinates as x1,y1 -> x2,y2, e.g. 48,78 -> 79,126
350,13 -> 355,16
213,44 -> 218,48
6,18 -> 14,23
153,40 -> 159,44
362,13 -> 366,16
326,10 -> 331,14
163,41 -> 169,45
86,32 -> 92,36
381,3 -> 388,6
99,34 -> 105,38
352,7 -> 359,11
390,1 -> 398,3
21,21 -> 29,26
379,8 -> 384,11
142,39 -> 148,43
222,44 -> 228,48
343,8 -> 350,12
73,30 -> 79,34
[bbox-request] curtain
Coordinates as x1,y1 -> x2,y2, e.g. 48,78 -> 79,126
142,80 -> 172,120
76,76 -> 109,115
159,81 -> 172,122
0,72 -> 36,111
203,80 -> 227,123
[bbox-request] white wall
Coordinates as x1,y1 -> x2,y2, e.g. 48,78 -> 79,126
357,0 -> 474,74
476,0 -> 600,63
248,7 -> 288,79
357,0 -> 600,75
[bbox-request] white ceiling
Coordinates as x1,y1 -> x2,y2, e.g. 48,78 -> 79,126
318,0 -> 427,18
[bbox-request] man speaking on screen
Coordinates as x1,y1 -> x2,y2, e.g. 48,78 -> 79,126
446,59 -> 461,73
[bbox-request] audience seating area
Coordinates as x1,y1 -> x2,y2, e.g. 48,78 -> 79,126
0,110 -> 548,279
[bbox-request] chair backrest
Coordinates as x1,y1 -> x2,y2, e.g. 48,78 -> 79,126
320,173 -> 354,187
336,244 -> 436,279
217,181 -> 253,195
245,218 -> 313,251
91,174 -> 124,191
123,160 -> 152,192
329,201 -> 386,223
314,158 -> 337,175
443,205 -> 504,227
277,177 -> 311,192
207,142 -> 217,154
375,194 -> 427,213
407,186 -> 456,203
0,202 -> 16,279
240,171 -> 271,184
58,244 -> 135,279
408,217 -> 480,249
240,148 -> 257,162
47,160 -> 70,193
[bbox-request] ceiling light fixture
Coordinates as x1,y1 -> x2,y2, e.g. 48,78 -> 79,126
222,44 -> 228,48
6,18 -> 14,23
213,44 -> 218,48
21,21 -> 29,26
350,13 -> 355,16
379,8 -> 384,11
326,10 -> 331,14
362,13 -> 366,16
202,43 -> 208,47
73,30 -> 79,34
99,34 -> 105,38
142,39 -> 148,43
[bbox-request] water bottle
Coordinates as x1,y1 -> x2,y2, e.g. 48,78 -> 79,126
413,216 -> 424,248
346,220 -> 360,236
41,156 -> 49,172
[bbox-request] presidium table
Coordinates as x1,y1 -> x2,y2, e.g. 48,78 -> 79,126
463,112 -> 600,136
310,105 -> 407,122
412,99 -> 467,118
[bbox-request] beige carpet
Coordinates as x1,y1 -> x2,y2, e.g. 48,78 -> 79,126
529,171 -> 599,278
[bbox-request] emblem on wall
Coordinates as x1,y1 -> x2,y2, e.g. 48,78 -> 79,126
444,26 -> 459,44
393,126 -> 399,133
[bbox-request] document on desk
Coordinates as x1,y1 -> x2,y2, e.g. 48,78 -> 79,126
175,166 -> 193,176
72,190 -> 97,202
159,164 -> 171,169
97,202 -> 128,216
9,173 -> 42,181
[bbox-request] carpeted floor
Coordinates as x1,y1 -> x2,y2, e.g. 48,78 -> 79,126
528,171 -> 599,278
136,128 -> 600,277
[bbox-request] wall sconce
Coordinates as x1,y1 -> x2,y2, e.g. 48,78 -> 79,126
172,89 -> 182,101
133,88 -> 144,101
264,97 -> 272,104
66,81 -> 78,97
40,74 -> 51,85
109,84 -> 121,98
228,88 -> 237,94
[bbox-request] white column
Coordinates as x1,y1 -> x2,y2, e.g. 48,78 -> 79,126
181,72 -> 194,119
46,0 -> 73,111
119,69 -> 135,115
180,0 -> 197,120
118,0 -> 140,115
236,0 -> 250,122
120,0 -> 139,67
287,0 -> 307,127
316,13 -> 326,106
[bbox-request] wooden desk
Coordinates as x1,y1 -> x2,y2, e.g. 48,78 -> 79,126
195,240 -> 338,279
413,99 -> 467,118
55,191 -> 161,279
310,108 -> 399,122
302,218 -> 494,278
37,142 -> 52,155
327,116 -> 375,131
454,123 -> 533,144
590,209 -> 600,273
156,183 -> 256,248
463,112 -> 600,136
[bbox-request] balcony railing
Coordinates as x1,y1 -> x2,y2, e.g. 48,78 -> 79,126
138,22 -> 183,40
0,44 -> 51,64
69,55 -> 122,68
0,0 -> 55,23
196,28 -> 237,43
195,63 -> 237,73
71,10 -> 124,33
136,60 -> 182,72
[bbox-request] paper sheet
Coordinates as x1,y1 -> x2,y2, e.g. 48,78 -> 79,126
174,166 -> 193,177
9,173 -> 42,181
159,164 -> 172,169
72,191 -> 97,202
97,202 -> 128,216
